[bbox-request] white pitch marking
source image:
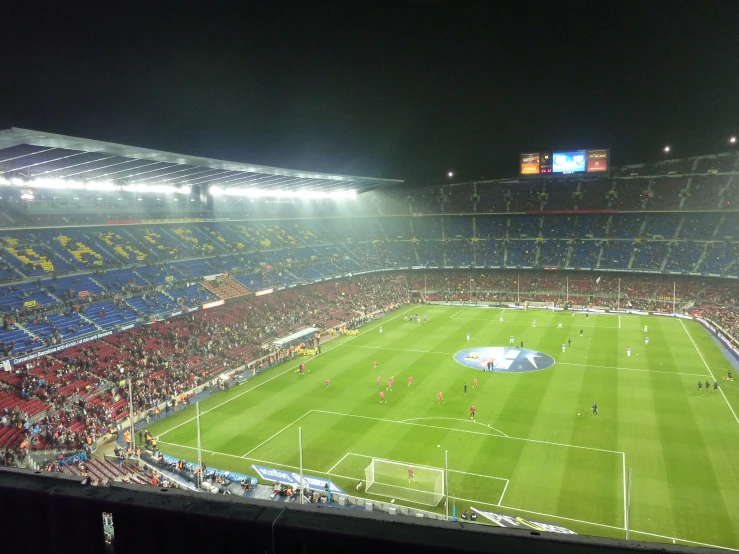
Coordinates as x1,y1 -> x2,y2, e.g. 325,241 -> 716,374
679,319 -> 739,426
557,361 -> 708,378
398,416 -> 509,438
629,529 -> 739,552
326,452 -> 351,475
159,440 -> 327,475
315,410 -> 625,455
498,480 -> 509,505
450,318 -> 619,328
156,305 -> 417,438
242,411 -> 313,457
342,452 -> 508,482
449,306 -> 468,318
152,444 -> 739,550
622,452 -> 627,531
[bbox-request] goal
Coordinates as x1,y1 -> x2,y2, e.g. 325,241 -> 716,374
364,458 -> 444,506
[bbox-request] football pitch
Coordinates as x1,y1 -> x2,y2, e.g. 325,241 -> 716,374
148,305 -> 739,550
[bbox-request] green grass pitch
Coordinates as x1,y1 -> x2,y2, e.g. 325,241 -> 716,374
147,305 -> 739,550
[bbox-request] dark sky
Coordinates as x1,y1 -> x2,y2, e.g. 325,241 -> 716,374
1,1 -> 738,185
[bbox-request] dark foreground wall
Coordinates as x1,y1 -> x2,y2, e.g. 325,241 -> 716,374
0,468 -> 716,554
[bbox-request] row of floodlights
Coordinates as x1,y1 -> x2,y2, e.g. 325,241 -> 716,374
209,186 -> 356,199
0,177 -> 357,199
0,176 -> 192,194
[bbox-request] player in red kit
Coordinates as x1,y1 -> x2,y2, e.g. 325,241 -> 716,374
408,466 -> 415,483
407,376 -> 413,386
437,392 -> 443,403
372,361 -> 377,369
387,378 -> 393,391
469,406 -> 476,420
325,379 -> 330,387
380,391 -> 385,403
377,375 -> 381,387
473,377 -> 478,389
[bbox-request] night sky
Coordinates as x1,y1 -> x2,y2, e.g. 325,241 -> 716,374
1,1 -> 738,185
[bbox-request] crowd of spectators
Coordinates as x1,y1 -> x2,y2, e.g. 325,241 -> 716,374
0,273 -> 411,465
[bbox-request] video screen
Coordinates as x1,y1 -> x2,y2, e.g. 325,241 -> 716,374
520,153 -> 540,175
520,149 -> 608,176
552,152 -> 586,174
587,149 -> 609,172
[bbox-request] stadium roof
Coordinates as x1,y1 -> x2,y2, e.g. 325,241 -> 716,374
0,128 -> 402,195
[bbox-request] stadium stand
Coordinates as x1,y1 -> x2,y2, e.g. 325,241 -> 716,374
3,134 -> 739,503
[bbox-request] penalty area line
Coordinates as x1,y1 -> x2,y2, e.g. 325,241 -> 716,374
326,452 -> 351,475
398,416 -> 509,438
242,411 -> 314,458
315,410 -> 624,455
497,479 -> 509,505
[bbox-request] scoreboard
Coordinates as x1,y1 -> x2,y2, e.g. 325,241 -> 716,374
520,149 -> 609,176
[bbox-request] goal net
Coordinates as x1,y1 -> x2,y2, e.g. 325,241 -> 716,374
364,458 -> 444,506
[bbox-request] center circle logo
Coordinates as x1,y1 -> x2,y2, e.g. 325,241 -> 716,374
454,347 -> 555,373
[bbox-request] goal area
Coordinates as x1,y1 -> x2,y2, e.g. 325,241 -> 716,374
364,458 -> 444,506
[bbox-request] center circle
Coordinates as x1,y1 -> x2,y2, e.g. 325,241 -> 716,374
454,346 -> 556,373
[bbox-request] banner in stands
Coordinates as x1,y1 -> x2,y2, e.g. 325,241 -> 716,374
254,288 -> 274,297
251,465 -> 346,494
471,508 -> 577,534
11,325 -> 140,365
202,299 -> 224,310
159,453 -> 257,486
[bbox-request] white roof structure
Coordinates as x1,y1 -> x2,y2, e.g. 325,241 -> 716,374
0,128 -> 402,194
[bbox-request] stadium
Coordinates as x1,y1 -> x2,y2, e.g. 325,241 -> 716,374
1,126 -> 739,552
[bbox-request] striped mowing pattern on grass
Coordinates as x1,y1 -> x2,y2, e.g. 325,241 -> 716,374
148,305 -> 739,550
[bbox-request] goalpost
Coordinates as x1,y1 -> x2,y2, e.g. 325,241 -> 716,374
364,458 -> 445,506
